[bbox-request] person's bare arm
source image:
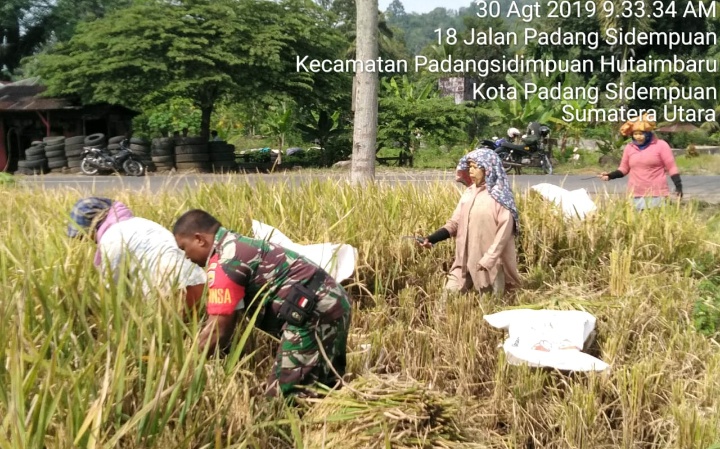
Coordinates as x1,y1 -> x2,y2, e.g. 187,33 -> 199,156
198,314 -> 237,356
184,284 -> 205,311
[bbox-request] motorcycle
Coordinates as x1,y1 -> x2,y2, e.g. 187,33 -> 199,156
489,122 -> 553,175
80,139 -> 145,176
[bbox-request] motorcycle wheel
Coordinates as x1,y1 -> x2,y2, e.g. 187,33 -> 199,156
541,154 -> 553,175
123,159 -> 145,177
80,158 -> 100,176
495,150 -> 514,174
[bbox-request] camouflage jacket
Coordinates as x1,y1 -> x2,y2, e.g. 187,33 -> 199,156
205,226 -> 322,331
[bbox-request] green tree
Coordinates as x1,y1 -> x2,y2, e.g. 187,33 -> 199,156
0,0 -> 131,80
32,0 -> 348,138
378,75 -> 470,166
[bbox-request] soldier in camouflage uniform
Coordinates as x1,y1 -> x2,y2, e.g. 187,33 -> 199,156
172,209 -> 351,397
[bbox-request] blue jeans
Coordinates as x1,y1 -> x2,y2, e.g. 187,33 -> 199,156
633,197 -> 665,211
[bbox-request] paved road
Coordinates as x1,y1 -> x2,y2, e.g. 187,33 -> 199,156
15,171 -> 720,202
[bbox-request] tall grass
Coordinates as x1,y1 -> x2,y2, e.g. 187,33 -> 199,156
0,179 -> 719,448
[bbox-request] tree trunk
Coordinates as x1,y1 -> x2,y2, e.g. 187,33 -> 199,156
350,0 -> 378,185
200,104 -> 213,141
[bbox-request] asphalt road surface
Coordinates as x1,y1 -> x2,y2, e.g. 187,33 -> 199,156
15,171 -> 720,202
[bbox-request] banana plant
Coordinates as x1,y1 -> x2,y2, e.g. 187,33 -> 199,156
296,107 -> 345,166
488,74 -> 560,128
261,100 -> 294,153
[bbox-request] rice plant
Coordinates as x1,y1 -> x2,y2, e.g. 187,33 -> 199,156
0,178 -> 719,448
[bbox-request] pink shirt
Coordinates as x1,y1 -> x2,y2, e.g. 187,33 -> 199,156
618,137 -> 679,197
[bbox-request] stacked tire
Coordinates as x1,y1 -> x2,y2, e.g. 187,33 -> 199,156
208,141 -> 237,172
174,137 -> 210,172
17,141 -> 47,175
107,135 -> 126,155
64,135 -> 87,172
44,136 -> 67,172
151,138 -> 175,172
129,137 -> 154,172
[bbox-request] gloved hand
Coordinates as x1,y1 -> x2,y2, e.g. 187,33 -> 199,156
671,174 -> 683,199
599,170 -> 624,181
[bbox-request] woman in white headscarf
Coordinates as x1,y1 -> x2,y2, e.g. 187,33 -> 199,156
420,148 -> 521,297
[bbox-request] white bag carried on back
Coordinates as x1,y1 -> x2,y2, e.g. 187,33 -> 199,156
252,220 -> 357,283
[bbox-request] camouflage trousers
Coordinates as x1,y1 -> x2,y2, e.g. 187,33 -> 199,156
266,282 -> 351,397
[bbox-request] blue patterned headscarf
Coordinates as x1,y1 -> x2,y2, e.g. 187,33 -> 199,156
456,148 -> 520,234
67,197 -> 114,238
632,131 -> 654,151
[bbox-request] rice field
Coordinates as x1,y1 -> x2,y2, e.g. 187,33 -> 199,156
1,178 -> 719,448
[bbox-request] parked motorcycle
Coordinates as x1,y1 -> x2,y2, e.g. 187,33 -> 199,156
490,122 -> 553,175
80,139 -> 145,176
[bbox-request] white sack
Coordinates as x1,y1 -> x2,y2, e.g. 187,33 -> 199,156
251,220 -> 357,283
530,183 -> 597,220
484,309 -> 609,372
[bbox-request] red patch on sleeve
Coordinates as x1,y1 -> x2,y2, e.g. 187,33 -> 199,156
206,254 -> 245,315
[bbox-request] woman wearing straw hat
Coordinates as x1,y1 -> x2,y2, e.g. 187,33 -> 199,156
599,113 -> 683,210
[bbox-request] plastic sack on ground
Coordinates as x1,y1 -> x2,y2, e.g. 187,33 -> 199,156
251,220 -> 357,283
530,183 -> 597,220
484,309 -> 609,372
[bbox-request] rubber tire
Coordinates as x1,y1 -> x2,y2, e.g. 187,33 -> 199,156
80,159 -> 101,175
66,136 -> 86,145
46,149 -> 65,158
152,155 -> 174,164
45,143 -> 65,153
176,153 -> 210,163
175,144 -> 208,155
108,135 -> 126,144
68,160 -> 82,168
176,161 -> 210,171
152,137 -> 174,149
130,137 -> 150,146
25,153 -> 47,161
85,133 -> 105,146
18,159 -> 46,169
151,149 -> 172,158
25,147 -> 45,157
542,154 -> 553,175
65,148 -> 84,158
495,150 -> 514,174
130,144 -> 150,153
123,159 -> 145,176
48,159 -> 68,169
43,136 -> 65,145
174,136 -> 205,146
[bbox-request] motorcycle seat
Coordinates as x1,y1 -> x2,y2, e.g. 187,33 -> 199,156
500,141 -> 530,152
481,139 -> 497,149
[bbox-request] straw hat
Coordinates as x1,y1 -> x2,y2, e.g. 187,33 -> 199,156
620,113 -> 656,137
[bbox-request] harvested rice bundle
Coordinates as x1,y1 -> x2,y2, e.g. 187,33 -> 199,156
299,375 -> 487,448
